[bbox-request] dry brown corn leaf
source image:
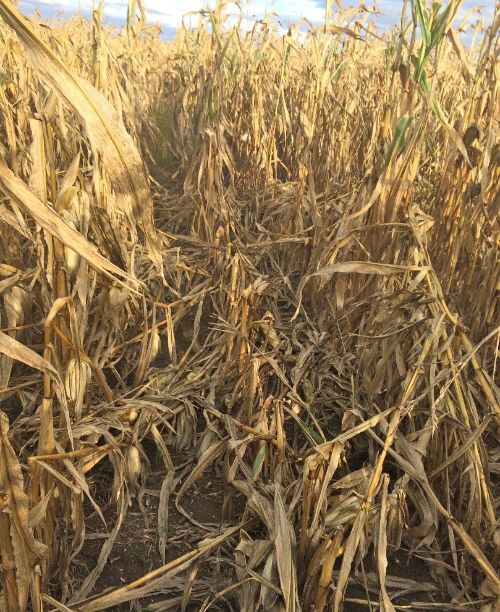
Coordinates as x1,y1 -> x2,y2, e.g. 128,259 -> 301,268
175,438 -> 227,529
376,475 -> 396,612
0,330 -> 63,392
0,412 -> 47,610
0,0 -> 162,272
293,263 -> 429,319
273,489 -> 297,612
0,161 -> 136,286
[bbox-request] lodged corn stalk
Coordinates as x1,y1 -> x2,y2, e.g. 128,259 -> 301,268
0,0 -> 499,610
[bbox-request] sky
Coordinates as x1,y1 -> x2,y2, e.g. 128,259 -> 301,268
17,0 -> 495,38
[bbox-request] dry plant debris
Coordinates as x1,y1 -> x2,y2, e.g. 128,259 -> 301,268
0,0 -> 499,610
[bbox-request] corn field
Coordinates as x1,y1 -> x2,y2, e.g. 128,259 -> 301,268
0,0 -> 499,610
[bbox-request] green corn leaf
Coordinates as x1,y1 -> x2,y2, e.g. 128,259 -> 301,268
385,115 -> 413,166
430,97 -> 471,166
420,67 -> 431,94
252,445 -> 266,480
332,59 -> 348,81
429,4 -> 452,51
295,414 -> 325,445
414,0 -> 431,48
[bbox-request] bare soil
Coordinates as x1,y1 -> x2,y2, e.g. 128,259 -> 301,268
68,445 -> 450,612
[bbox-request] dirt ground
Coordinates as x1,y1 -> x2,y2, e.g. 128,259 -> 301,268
68,445 -> 450,612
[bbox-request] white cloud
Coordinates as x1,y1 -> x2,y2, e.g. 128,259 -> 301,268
130,1 -> 324,28
18,0 -> 496,33
18,0 -> 333,28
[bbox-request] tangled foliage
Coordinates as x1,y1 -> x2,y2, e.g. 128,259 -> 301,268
0,1 -> 498,610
